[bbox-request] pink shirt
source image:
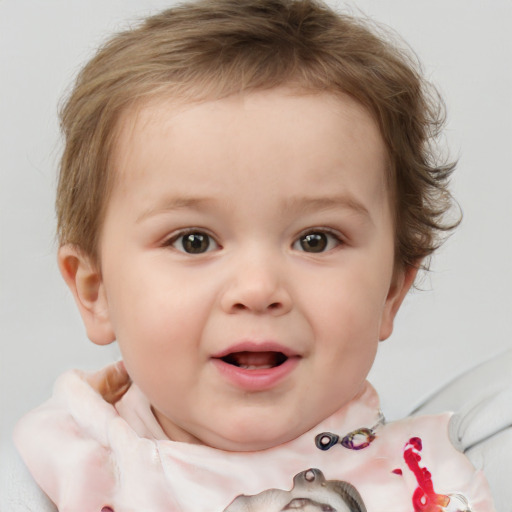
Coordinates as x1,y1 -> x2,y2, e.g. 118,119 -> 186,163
14,366 -> 495,511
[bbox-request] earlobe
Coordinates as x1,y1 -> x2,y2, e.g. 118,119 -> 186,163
58,245 -> 115,346
379,263 -> 419,341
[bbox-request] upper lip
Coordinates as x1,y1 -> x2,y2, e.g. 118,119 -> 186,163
211,341 -> 300,359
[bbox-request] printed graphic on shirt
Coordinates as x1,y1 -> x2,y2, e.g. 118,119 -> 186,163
223,435 -> 473,512
223,467 -> 367,512
402,437 -> 471,512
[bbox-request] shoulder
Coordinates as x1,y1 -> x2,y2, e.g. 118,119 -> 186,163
411,349 -> 512,511
1,442 -> 57,512
13,368 -> 121,510
12,365 -> 183,511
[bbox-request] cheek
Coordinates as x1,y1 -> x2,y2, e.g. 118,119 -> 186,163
114,292 -> 203,354
111,287 -> 206,401
106,256 -> 217,331
302,268 -> 388,339
104,261 -> 225,388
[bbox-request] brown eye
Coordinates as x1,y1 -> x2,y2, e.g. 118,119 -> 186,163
172,232 -> 217,254
300,233 -> 327,252
293,231 -> 341,253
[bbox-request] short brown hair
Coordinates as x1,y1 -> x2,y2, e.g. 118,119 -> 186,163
56,0 -> 458,269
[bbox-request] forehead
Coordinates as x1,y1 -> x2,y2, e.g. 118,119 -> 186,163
112,88 -> 388,184
107,89 -> 391,230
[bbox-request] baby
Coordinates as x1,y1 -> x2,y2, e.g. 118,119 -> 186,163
14,0 -> 496,511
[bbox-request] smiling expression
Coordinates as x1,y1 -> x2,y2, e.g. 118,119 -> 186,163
64,88 -> 414,451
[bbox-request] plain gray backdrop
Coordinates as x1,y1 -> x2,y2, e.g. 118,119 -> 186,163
1,0 -> 511,497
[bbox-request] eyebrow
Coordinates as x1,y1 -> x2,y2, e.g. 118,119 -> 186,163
136,194 -> 373,224
136,196 -> 214,223
282,195 -> 373,222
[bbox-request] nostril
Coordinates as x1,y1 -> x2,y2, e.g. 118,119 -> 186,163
231,302 -> 281,311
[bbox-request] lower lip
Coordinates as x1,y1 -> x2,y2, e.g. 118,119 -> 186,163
211,357 -> 300,391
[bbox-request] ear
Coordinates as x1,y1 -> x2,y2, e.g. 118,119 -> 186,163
58,245 -> 115,346
379,263 -> 419,341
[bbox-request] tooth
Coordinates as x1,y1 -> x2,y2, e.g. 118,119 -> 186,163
240,365 -> 273,370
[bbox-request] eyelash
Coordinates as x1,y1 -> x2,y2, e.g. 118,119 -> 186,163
163,227 -> 344,255
292,228 -> 344,253
163,229 -> 220,254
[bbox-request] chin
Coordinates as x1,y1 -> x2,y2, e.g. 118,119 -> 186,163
215,437 -> 286,453
204,420 -> 304,452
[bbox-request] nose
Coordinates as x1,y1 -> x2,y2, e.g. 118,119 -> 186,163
220,251 -> 292,315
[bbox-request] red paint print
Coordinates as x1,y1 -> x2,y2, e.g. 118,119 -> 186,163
404,437 -> 450,512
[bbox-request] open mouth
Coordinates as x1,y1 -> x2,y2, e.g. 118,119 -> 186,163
220,351 -> 288,370
212,345 -> 300,389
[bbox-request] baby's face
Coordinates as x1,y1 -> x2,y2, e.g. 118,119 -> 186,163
94,87 -> 412,450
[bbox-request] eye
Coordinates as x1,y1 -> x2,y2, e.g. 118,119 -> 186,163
293,230 -> 341,253
169,231 -> 219,254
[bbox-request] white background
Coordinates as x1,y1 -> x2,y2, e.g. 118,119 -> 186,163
1,0 -> 511,483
